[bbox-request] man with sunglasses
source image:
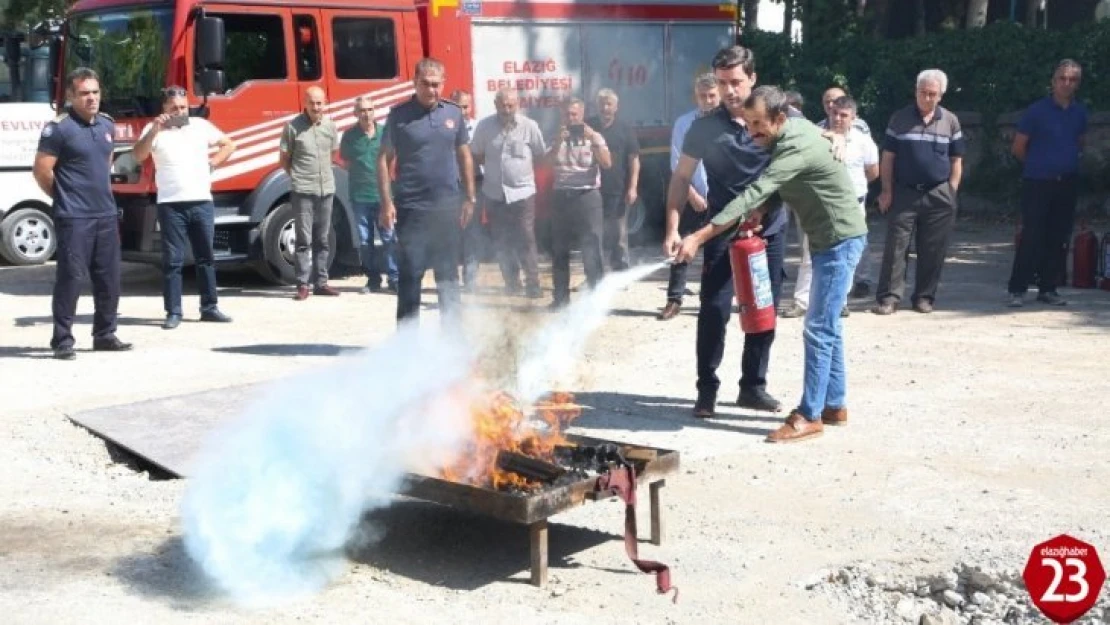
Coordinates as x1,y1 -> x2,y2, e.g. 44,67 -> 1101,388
132,85 -> 236,329
340,95 -> 397,294
378,58 -> 475,325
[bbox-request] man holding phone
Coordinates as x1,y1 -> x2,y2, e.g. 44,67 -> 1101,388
545,96 -> 611,308
132,85 -> 236,329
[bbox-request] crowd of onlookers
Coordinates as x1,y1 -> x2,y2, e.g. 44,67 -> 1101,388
35,50 -> 1088,444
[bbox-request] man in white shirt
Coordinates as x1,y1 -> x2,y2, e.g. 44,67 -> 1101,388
132,86 -> 236,329
782,93 -> 878,318
470,87 -> 546,297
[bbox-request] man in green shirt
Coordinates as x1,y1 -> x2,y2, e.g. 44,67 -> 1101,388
340,96 -> 397,293
674,86 -> 867,444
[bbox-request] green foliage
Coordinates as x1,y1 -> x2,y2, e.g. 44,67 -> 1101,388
743,19 -> 1110,204
3,0 -> 70,29
747,20 -> 1110,130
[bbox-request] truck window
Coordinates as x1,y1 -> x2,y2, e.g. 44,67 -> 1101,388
332,18 -> 397,80
293,15 -> 321,81
209,13 -> 288,93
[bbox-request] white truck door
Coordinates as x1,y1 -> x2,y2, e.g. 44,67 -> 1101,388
665,23 -> 735,123
579,23 -> 667,128
471,22 -> 583,137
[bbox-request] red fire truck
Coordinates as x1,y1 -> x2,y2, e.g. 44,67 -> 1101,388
57,0 -> 737,283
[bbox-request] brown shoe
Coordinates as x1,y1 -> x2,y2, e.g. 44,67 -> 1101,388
314,284 -> 341,296
293,285 -> 310,301
871,299 -> 897,315
658,300 -> 681,320
765,411 -> 824,443
821,406 -> 848,426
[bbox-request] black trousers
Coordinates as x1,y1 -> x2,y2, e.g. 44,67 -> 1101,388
51,216 -> 121,349
876,183 -> 957,305
666,204 -> 710,303
551,188 -> 604,303
696,230 -> 785,397
395,208 -> 462,324
1007,177 -> 1077,295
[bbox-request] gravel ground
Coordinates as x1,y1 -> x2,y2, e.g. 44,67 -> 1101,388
1,219 -> 1108,624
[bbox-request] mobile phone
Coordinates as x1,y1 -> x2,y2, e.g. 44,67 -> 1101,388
164,115 -> 189,129
568,123 -> 585,140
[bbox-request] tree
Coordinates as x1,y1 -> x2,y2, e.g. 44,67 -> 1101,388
743,0 -> 761,34
3,0 -> 69,29
966,0 -> 989,27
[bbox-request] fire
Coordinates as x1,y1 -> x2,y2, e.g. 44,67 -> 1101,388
440,390 -> 582,491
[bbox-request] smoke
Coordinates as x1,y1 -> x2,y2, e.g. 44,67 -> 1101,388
180,323 -> 477,607
513,261 -> 666,404
180,261 -> 665,606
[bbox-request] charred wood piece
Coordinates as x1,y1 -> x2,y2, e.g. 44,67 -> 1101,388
496,451 -> 567,482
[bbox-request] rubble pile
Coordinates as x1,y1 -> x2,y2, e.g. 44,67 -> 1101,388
806,561 -> 1110,625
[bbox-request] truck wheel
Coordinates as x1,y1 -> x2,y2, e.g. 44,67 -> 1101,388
0,208 -> 57,266
256,201 -> 338,286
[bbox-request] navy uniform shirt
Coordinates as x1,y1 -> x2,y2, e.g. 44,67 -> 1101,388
680,105 -> 790,237
1016,96 -> 1088,180
37,110 -> 116,219
882,104 -> 965,188
381,97 -> 470,211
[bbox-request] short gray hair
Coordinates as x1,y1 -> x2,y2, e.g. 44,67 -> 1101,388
414,57 -> 445,78
494,87 -> 518,104
1055,58 -> 1082,77
916,69 -> 948,94
694,73 -> 717,93
353,95 -> 375,112
562,96 -> 585,111
66,66 -> 99,90
596,88 -> 618,103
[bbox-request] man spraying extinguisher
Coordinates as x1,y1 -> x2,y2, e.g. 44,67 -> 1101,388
674,86 -> 868,444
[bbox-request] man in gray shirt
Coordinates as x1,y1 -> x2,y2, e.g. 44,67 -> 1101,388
280,86 -> 341,300
470,87 -> 546,298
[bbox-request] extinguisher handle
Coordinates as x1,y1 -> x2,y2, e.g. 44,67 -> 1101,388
731,217 -> 763,240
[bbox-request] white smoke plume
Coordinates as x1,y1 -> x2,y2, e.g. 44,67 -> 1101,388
180,261 -> 666,606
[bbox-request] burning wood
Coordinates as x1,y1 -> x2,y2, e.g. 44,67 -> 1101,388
495,450 -> 566,482
438,389 -> 584,491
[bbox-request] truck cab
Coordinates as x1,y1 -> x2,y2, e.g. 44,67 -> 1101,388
59,0 -> 735,283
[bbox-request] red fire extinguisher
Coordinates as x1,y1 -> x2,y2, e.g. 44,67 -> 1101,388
729,227 -> 777,334
1072,224 -> 1098,288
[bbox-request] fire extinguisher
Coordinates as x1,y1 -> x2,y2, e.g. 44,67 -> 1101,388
1100,232 -> 1110,291
1071,224 -> 1098,288
729,225 -> 777,334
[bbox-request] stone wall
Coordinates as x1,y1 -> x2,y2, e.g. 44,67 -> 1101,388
953,110 -> 1110,216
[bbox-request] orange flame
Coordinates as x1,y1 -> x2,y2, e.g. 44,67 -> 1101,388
440,390 -> 582,491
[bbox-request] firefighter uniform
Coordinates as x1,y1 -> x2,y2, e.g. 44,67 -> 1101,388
37,110 -> 129,357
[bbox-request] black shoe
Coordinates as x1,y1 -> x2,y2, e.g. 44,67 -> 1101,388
92,337 -> 133,352
363,280 -> 383,294
737,388 -> 783,412
525,285 -> 544,299
548,298 -> 568,310
53,345 -> 76,360
162,314 -> 182,330
693,392 -> 717,418
200,309 -> 233,323
1036,291 -> 1067,306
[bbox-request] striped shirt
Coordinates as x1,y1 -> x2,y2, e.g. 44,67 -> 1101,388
882,104 -> 965,188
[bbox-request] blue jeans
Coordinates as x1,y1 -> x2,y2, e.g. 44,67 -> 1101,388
797,235 -> 866,420
157,200 -> 217,316
353,200 -> 398,286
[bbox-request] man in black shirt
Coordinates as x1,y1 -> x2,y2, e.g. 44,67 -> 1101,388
663,46 -> 787,418
33,67 -> 132,360
588,88 -> 640,271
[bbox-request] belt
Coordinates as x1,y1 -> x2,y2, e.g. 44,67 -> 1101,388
554,187 -> 597,195
904,181 -> 945,193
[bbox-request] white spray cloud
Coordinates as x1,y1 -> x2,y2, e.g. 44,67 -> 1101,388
180,261 -> 666,606
180,322 -> 477,607
514,261 -> 666,404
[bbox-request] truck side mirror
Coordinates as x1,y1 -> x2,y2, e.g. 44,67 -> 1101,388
198,68 -> 225,96
196,16 -> 225,68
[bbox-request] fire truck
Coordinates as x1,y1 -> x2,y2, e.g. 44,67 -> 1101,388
0,27 -> 58,265
57,0 -> 737,284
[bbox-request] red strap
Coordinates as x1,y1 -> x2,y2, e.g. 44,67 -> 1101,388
595,466 -> 679,603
